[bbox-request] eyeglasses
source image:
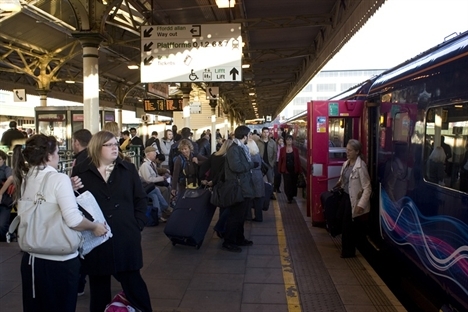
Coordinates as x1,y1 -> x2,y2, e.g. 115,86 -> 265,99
102,143 -> 119,148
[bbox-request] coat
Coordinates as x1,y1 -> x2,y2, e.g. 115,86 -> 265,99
71,157 -> 147,275
337,156 -> 371,218
256,138 -> 277,167
250,153 -> 265,198
225,143 -> 255,198
278,146 -> 301,174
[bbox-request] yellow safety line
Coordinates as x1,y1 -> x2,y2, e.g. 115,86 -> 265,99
273,199 -> 302,312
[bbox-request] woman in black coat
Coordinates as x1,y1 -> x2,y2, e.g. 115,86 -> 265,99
72,131 -> 152,312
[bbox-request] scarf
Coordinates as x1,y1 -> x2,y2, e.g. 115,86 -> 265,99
233,138 -> 251,162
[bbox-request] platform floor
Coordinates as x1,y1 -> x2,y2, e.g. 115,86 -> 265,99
0,190 -> 406,312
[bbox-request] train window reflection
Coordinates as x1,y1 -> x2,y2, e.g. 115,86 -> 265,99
329,117 -> 352,159
424,104 -> 468,192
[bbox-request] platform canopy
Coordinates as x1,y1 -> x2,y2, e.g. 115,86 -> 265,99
0,0 -> 385,121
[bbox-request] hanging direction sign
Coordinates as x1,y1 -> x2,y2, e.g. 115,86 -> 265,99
141,24 -> 242,83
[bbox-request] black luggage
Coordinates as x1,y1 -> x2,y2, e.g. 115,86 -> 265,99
321,190 -> 343,237
164,188 -> 216,249
263,182 -> 274,211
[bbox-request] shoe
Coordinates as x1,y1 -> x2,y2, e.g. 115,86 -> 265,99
271,194 -> 277,200
215,230 -> 224,239
159,217 -> 167,223
77,291 -> 85,297
222,243 -> 242,253
237,239 -> 253,246
251,218 -> 262,222
165,207 -> 173,213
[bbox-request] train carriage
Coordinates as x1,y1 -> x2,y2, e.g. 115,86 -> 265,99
283,30 -> 468,310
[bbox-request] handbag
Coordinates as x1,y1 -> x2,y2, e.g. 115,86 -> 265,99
210,178 -> 243,207
11,172 -> 82,255
261,160 -> 271,176
297,172 -> 306,188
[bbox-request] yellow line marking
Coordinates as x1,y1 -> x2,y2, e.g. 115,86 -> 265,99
273,199 -> 302,312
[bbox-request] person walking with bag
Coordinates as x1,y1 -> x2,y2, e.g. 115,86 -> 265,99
171,139 -> 199,201
334,139 -> 371,258
222,126 -> 258,252
12,134 -> 107,312
278,135 -> 301,203
71,131 -> 152,312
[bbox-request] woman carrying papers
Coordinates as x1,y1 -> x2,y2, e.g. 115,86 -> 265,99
72,131 -> 152,312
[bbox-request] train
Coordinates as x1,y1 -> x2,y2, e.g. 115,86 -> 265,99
282,30 -> 468,310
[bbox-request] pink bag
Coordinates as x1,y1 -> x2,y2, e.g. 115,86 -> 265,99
104,291 -> 136,312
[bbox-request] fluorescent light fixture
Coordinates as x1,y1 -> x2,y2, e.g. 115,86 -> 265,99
65,80 -> 75,84
249,92 -> 255,96
242,64 -> 250,69
0,0 -> 21,11
216,0 -> 235,8
127,64 -> 139,70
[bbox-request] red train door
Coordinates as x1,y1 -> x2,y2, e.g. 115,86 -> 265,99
307,100 -> 365,225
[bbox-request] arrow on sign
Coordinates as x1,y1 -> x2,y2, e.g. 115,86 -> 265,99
144,42 -> 153,51
230,67 -> 239,80
144,56 -> 154,66
143,27 -> 153,37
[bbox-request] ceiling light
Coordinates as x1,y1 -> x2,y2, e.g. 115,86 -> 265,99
65,80 -> 75,84
0,0 -> 21,11
249,92 -> 255,96
127,63 -> 139,70
216,0 -> 235,8
242,64 -> 250,69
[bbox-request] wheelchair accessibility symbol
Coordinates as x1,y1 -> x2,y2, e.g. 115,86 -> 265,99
189,69 -> 199,81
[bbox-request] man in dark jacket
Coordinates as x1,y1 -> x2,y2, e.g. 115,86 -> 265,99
1,121 -> 25,148
145,131 -> 161,153
222,125 -> 258,253
72,129 -> 92,166
197,133 -> 211,157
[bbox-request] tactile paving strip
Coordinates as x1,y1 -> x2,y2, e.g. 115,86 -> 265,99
279,200 -> 346,312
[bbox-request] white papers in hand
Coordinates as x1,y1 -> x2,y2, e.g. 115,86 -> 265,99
76,190 -> 113,257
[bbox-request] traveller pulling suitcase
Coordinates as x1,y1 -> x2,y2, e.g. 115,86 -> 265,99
164,188 -> 216,249
321,189 -> 343,237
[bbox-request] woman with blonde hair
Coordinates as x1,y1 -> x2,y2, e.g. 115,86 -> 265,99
334,139 -> 371,258
102,121 -> 120,138
199,139 -> 233,237
246,138 -> 266,221
72,131 -> 152,312
171,139 -> 199,200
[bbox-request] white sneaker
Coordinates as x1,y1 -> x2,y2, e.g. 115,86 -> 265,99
159,217 -> 167,223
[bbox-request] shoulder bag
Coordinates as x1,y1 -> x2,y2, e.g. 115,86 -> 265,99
10,172 -> 82,255
210,152 -> 243,207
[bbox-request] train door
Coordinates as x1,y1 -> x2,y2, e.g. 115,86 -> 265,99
307,100 -> 365,225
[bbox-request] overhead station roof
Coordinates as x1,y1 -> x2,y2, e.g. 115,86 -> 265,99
0,0 -> 385,121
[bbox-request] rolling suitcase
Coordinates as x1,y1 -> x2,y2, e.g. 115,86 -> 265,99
262,182 -> 273,211
164,188 -> 216,249
321,190 -> 343,237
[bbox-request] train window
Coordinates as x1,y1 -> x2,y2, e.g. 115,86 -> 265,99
329,117 -> 353,159
424,104 -> 468,192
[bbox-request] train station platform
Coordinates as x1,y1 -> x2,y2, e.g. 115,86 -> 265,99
0,191 -> 405,312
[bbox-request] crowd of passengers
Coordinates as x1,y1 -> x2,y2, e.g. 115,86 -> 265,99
0,120 -> 303,312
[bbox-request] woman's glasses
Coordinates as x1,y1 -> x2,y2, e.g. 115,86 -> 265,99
102,143 -> 119,147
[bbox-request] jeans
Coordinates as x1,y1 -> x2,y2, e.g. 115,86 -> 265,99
0,204 -> 11,241
147,188 -> 168,218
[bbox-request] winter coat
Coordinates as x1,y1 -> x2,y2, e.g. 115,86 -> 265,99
250,153 -> 265,198
278,146 -> 301,174
337,156 -> 371,218
71,157 -> 147,275
225,143 -> 255,198
256,138 -> 277,167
